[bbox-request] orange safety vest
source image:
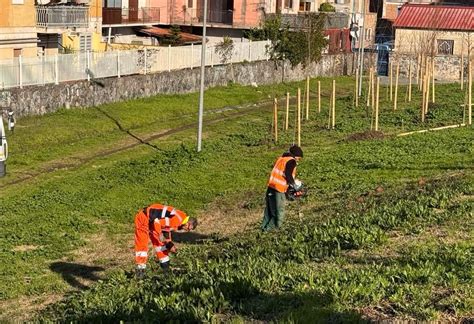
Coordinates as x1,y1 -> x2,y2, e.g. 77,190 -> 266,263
143,204 -> 187,232
267,156 -> 296,193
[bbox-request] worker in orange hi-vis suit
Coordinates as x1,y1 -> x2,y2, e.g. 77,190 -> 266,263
134,203 -> 198,279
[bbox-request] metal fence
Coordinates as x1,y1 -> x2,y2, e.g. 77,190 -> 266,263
36,6 -> 89,28
0,40 -> 270,89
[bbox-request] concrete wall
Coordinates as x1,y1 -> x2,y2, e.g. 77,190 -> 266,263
395,29 -> 471,57
6,53 -> 370,117
61,31 -> 104,52
0,0 -> 38,59
390,53 -> 468,82
0,0 -> 36,28
233,0 -> 262,28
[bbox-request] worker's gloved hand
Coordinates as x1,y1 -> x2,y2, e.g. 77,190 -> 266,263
291,179 -> 303,192
165,241 -> 177,254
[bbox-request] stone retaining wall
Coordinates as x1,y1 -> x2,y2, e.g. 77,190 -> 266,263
3,53 -> 375,117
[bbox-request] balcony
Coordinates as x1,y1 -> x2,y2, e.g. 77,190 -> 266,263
36,6 -> 89,28
102,7 -> 160,26
198,9 -> 233,25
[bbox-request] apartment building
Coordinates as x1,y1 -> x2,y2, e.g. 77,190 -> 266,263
0,0 -> 38,59
101,0 -> 265,44
36,0 -> 103,54
102,0 -> 164,45
267,0 -> 376,48
100,0 -> 381,47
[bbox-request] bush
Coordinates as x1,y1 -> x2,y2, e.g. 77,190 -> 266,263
319,3 -> 336,12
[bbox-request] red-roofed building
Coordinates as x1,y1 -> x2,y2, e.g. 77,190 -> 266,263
393,4 -> 474,55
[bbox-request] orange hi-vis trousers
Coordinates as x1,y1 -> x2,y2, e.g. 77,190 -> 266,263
134,210 -> 169,269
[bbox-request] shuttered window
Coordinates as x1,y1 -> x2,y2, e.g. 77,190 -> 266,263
79,34 -> 92,52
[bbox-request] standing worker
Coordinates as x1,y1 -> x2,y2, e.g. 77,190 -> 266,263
134,203 -> 198,278
261,145 -> 304,232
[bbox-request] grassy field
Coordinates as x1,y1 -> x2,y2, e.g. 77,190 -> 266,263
0,76 -> 472,321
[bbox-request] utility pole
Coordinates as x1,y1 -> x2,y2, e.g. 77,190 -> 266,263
358,0 -> 366,96
197,0 -> 208,152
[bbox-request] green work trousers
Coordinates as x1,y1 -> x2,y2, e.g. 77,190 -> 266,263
261,187 -> 286,232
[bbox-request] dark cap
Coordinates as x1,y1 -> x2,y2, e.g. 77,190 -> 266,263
289,145 -> 303,158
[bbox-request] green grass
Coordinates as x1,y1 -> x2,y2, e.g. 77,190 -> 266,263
0,76 -> 472,321
2,77 -> 466,185
40,177 -> 473,322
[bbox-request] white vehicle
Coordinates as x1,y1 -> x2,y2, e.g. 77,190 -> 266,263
0,114 -> 8,177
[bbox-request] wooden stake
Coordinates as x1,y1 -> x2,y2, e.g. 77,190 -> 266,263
425,63 -> 431,114
297,88 -> 301,146
398,124 -> 466,137
367,68 -> 372,107
432,58 -> 435,103
285,92 -> 289,131
421,68 -> 427,122
375,76 -> 380,131
461,52 -> 464,91
332,79 -> 336,129
416,54 -> 420,86
394,62 -> 399,111
371,67 -> 375,110
355,69 -> 359,108
306,76 -> 310,120
390,61 -> 393,101
273,98 -> 278,142
408,60 -> 412,102
469,58 -> 472,125
318,80 -> 321,113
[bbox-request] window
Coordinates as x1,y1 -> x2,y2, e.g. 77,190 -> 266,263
13,49 -> 22,57
188,0 -> 193,8
299,0 -> 310,11
369,0 -> 381,13
284,0 -> 293,9
365,28 -> 372,42
437,39 -> 454,55
105,0 -> 121,8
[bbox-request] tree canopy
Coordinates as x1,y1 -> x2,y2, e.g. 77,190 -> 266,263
244,13 -> 328,69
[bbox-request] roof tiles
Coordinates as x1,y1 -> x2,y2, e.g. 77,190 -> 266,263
393,4 -> 474,31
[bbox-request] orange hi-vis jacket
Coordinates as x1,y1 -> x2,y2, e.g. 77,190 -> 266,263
134,204 -> 188,268
143,204 -> 187,234
267,156 -> 296,193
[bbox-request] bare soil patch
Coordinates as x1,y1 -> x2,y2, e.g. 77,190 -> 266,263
0,294 -> 63,322
346,131 -> 384,142
0,232 -> 134,322
12,245 -> 40,252
195,193 -> 263,238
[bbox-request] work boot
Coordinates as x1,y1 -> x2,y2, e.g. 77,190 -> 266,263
160,261 -> 171,273
135,268 -> 145,280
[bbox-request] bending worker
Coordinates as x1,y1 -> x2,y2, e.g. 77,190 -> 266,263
261,145 -> 303,231
134,203 -> 197,278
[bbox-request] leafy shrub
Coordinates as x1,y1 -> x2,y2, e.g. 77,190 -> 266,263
319,3 -> 336,12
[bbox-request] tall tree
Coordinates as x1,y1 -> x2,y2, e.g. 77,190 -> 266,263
245,13 -> 327,80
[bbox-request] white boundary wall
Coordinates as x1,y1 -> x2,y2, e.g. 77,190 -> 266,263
0,41 -> 270,89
